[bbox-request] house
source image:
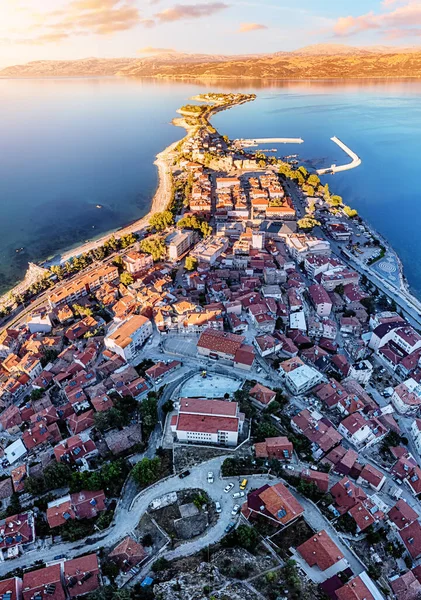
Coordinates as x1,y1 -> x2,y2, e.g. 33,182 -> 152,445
145,360 -> 181,383
103,424 -> 142,455
0,512 -> 35,560
63,554 -> 101,597
190,236 -> 229,265
391,570 -> 421,600
291,409 -> 342,458
197,329 -> 244,361
22,564 -> 65,600
122,251 -> 153,275
254,437 -> 293,461
4,439 -> 27,465
109,536 -> 147,571
387,499 -> 418,530
295,530 -> 346,581
301,469 -> 329,493
249,384 -> 276,408
280,359 -> 324,395
391,379 -> 421,415
357,464 -> 386,492
54,434 -> 97,465
336,574 -> 381,600
308,285 -> 332,317
67,410 -> 95,435
104,315 -> 153,362
410,419 -> 421,454
315,380 -> 349,409
338,414 -> 377,449
46,490 -> 106,529
166,230 -> 196,261
253,334 -> 282,357
0,577 -> 22,600
244,482 -> 304,526
400,520 -> 421,559
170,398 -> 243,446
11,465 -> 27,493
348,360 -> 373,385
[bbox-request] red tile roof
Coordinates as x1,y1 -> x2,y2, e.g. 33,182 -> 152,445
109,536 -> 147,571
336,576 -> 375,600
400,520 -> 421,559
297,530 -> 344,571
247,482 -> 304,525
176,413 -> 239,433
197,329 -> 244,357
249,383 -> 276,406
388,499 -> 418,530
64,554 -> 100,597
23,564 -> 65,600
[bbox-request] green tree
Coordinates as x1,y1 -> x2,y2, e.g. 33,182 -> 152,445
307,173 -> 320,187
343,205 -> 358,218
132,457 -> 161,486
139,395 -> 158,437
139,238 -> 166,261
50,265 -> 65,280
297,216 -> 320,230
120,271 -> 134,286
185,256 -> 197,271
149,210 -> 174,232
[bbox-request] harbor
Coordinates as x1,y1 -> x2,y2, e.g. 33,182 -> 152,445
317,136 -> 362,175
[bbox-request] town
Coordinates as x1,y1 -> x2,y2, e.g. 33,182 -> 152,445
0,93 -> 419,600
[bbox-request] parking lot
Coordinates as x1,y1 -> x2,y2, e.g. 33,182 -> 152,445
163,335 -> 199,358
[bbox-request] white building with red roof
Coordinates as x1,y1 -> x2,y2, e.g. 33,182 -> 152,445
171,398 -> 244,446
308,284 -> 332,317
392,379 -> 421,415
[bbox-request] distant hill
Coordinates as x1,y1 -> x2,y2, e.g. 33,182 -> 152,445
2,45 -> 421,79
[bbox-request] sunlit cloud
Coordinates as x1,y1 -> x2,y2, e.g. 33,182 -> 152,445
237,22 -> 267,33
138,46 -> 177,54
334,1 -> 421,38
154,2 -> 229,23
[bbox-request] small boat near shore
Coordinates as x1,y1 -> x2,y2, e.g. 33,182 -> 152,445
15,247 -> 24,254
96,205 -> 103,209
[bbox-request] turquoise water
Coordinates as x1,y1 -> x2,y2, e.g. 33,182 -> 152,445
1,77 -> 421,295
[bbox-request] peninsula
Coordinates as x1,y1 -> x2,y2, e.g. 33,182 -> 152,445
0,93 -> 421,600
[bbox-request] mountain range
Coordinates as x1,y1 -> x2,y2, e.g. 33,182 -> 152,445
2,44 -> 421,79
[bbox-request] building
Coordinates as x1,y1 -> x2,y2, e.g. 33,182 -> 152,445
0,577 -> 22,600
285,235 -> 330,262
166,230 -> 196,261
291,409 -> 342,459
0,512 -> 35,560
280,360 -> 324,395
104,315 -> 153,361
109,536 -> 147,572
320,268 -> 359,292
410,419 -> 421,454
249,383 -> 276,408
63,554 -> 101,598
254,436 -> 293,461
170,398 -> 244,446
336,574 -> 382,600
53,434 -> 98,465
348,360 -> 373,385
308,284 -> 332,317
22,565 -> 65,600
197,329 -> 254,370
46,490 -> 106,529
387,499 -> 418,531
392,379 -> 421,415
357,464 -> 386,492
190,236 -> 229,265
391,570 -> 421,600
245,482 -> 304,526
338,414 -> 378,449
295,530 -> 346,582
48,265 -> 119,308
400,520 -> 421,560
26,312 -> 52,334
122,250 -> 153,275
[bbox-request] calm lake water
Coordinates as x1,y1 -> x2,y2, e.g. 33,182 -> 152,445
1,77 -> 421,295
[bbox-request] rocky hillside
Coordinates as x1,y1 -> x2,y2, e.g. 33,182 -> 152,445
2,45 -> 421,79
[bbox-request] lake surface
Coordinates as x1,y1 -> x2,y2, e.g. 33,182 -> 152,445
1,77 -> 421,295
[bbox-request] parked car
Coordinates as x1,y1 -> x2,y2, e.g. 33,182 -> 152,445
179,470 -> 190,479
310,465 -> 318,471
239,478 -> 248,490
231,504 -> 240,516
233,491 -> 245,499
207,471 -> 214,484
215,501 -> 221,513
224,521 -> 235,533
224,483 -> 234,493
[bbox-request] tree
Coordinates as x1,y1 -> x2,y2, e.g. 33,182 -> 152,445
253,421 -> 280,442
139,238 -> 166,261
235,525 -> 259,550
132,457 -> 161,487
50,265 -> 65,280
162,399 -> 174,414
151,557 -> 170,572
297,216 -> 320,231
120,271 -> 134,286
329,194 -> 343,207
149,210 -> 174,232
307,173 -> 320,187
343,205 -> 358,218
139,395 -> 158,437
185,256 -> 197,271
72,303 -> 93,317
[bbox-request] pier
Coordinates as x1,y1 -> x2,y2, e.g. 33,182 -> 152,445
317,136 -> 361,175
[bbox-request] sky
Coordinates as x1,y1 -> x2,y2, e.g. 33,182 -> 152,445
0,0 -> 421,68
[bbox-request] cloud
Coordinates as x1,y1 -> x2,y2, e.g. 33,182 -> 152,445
333,1 -> 421,38
154,2 -> 229,23
6,0 -> 142,44
138,46 -> 177,54
237,22 -> 267,33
